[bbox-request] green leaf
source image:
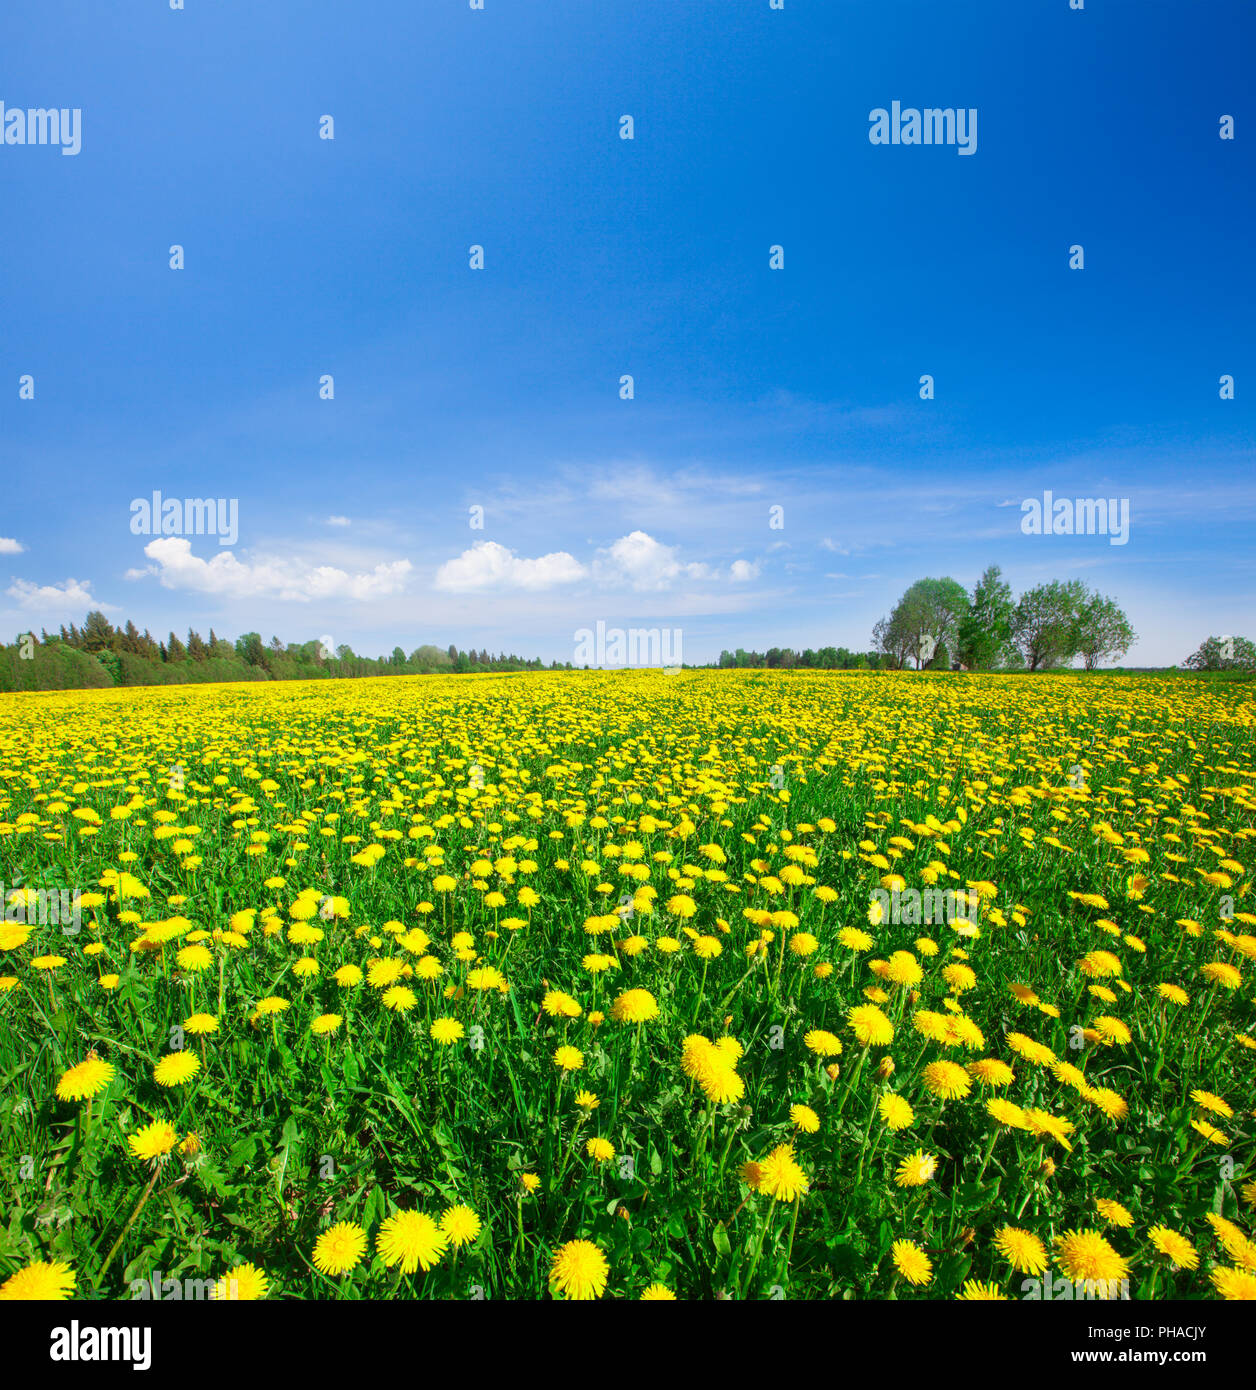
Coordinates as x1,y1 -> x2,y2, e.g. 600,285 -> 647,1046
363,1185 -> 385,1233
936,1252 -> 973,1288
877,1220 -> 893,1257
343,1050 -> 361,1088
227,1135 -> 258,1169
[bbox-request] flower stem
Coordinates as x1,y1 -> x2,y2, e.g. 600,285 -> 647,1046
97,1163 -> 163,1290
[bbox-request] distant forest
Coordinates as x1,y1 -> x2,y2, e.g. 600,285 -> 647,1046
1,607 -> 1245,694
0,610 -> 570,693
717,646 -> 887,670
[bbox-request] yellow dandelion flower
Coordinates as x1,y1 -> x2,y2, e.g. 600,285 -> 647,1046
56,1056 -> 115,1102
313,1221 -> 367,1277
0,1259 -> 77,1301
128,1119 -> 178,1162
440,1204 -> 482,1248
894,1150 -> 937,1188
153,1051 -> 200,1087
550,1239 -> 609,1300
891,1239 -> 933,1286
789,1103 -> 820,1134
1147,1225 -> 1198,1271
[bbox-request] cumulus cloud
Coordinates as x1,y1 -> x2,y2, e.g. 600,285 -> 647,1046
819,537 -> 849,554
435,531 -> 756,595
593,530 -> 710,590
143,537 -> 411,601
7,577 -> 108,611
434,540 -> 587,592
0,538 -> 24,555
325,515 -> 351,527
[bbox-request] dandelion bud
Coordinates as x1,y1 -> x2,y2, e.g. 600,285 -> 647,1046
825,1063 -> 840,1082
1039,1156 -> 1056,1179
876,1056 -> 895,1080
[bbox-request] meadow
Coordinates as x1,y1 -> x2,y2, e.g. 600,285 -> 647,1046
0,669 -> 1254,1301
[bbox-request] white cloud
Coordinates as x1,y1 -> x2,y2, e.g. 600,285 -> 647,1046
820,537 -> 849,554
434,540 -> 586,592
325,515 -> 351,527
435,531 -> 756,596
7,577 -> 109,611
587,465 -> 764,511
594,531 -> 710,590
143,538 -> 411,601
0,538 -> 24,555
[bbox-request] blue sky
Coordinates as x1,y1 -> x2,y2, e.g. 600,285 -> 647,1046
2,0 -> 1252,666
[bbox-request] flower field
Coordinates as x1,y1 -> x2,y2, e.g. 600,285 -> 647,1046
1,669 -> 1254,1301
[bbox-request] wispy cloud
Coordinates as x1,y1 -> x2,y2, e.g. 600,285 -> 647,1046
8,577 -> 112,612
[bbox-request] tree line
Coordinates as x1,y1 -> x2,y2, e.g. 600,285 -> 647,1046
1,603 -> 1249,694
0,612 -> 572,693
716,646 -> 887,670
